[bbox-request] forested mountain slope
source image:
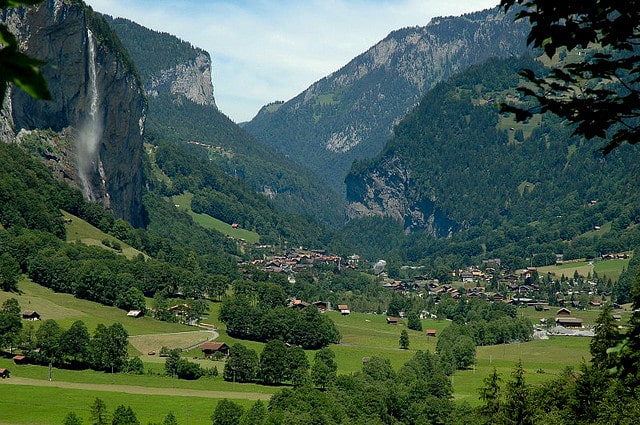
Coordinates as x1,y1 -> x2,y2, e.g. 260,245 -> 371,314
244,7 -> 529,192
335,56 -> 640,265
106,17 -> 345,225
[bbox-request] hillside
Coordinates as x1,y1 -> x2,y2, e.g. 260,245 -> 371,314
244,7 -> 529,192
106,17 -> 345,226
338,55 -> 640,268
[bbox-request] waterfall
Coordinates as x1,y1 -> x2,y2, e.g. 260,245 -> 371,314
77,29 -> 102,200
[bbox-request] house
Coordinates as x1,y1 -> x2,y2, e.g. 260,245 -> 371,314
555,317 -> 583,328
386,317 -> 399,325
425,329 -> 437,337
12,355 -> 26,365
21,311 -> 40,321
0,368 -> 10,379
613,314 -> 622,321
289,299 -> 310,309
556,307 -> 572,316
200,342 -> 230,358
127,310 -> 144,318
313,301 -> 330,312
337,304 -> 350,315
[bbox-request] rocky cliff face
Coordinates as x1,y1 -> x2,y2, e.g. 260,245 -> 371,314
245,7 -> 529,192
102,15 -> 216,108
1,0 -> 146,227
345,154 -> 456,237
146,52 -> 216,107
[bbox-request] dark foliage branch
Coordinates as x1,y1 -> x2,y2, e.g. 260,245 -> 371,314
500,0 -> 640,154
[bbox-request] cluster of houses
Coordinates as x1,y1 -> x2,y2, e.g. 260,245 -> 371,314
248,248 -> 353,274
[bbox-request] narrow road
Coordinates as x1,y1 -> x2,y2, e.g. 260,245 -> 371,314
0,377 -> 269,400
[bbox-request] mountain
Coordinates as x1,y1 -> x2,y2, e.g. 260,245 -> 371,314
341,55 -> 640,260
106,15 -> 346,225
0,0 -> 146,227
102,16 -> 216,107
243,7 -> 530,193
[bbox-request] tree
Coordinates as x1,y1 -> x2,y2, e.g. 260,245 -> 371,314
164,348 -> 181,378
590,302 -> 620,370
111,405 -> 139,425
258,339 -> 288,385
63,412 -> 83,425
0,298 -> 21,351
478,368 -> 502,423
500,0 -> 640,154
311,347 -> 337,390
89,398 -> 109,425
407,312 -> 422,331
240,400 -> 266,425
503,361 -> 534,425
0,0 -> 51,104
162,412 -> 178,425
89,323 -> 129,373
211,399 -> 244,425
59,320 -> 90,364
285,345 -> 310,387
35,319 -> 63,364
399,329 -> 410,349
223,343 -> 258,383
0,252 -> 20,292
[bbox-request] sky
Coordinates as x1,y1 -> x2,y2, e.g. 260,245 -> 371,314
85,0 -> 500,122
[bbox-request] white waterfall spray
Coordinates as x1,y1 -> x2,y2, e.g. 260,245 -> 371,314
77,29 -> 102,200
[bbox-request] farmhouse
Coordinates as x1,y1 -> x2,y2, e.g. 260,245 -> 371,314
12,355 -> 26,365
426,329 -> 437,337
386,317 -> 399,325
0,368 -> 10,379
337,304 -> 350,315
556,307 -> 571,316
21,310 -> 40,321
127,310 -> 144,318
313,301 -> 330,312
200,342 -> 230,358
555,317 -> 583,328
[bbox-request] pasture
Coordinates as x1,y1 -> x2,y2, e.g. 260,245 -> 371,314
537,257 -> 630,283
0,279 -> 600,424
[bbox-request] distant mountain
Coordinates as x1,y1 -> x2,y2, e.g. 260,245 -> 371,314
102,16 -> 216,107
107,16 -> 345,225
244,7 -> 529,192
343,55 -> 640,257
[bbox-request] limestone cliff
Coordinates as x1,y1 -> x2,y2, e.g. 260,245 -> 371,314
103,15 -> 216,107
345,154 -> 455,237
0,0 -> 146,227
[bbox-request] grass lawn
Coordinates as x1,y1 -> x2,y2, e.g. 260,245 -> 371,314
63,211 -> 144,260
537,257 -> 630,283
170,192 -> 260,243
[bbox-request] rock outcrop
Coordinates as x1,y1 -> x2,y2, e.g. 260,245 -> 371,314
345,154 -> 455,237
146,51 -> 216,107
0,0 -> 146,227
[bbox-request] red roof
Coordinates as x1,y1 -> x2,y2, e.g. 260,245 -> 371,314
200,342 -> 227,351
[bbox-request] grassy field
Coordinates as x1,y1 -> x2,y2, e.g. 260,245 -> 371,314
0,279 -> 599,424
537,257 -> 630,282
171,192 -> 260,244
63,211 -> 145,259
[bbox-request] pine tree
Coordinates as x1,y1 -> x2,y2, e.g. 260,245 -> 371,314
399,329 -> 410,349
590,302 -> 619,370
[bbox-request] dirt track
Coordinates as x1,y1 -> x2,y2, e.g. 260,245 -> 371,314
0,377 -> 269,400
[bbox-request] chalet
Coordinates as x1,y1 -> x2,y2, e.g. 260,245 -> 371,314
613,314 -> 622,321
386,317 -> 399,325
0,368 -> 10,379
425,329 -> 437,337
313,301 -> 330,312
337,304 -> 350,315
12,355 -> 26,365
556,308 -> 572,316
289,299 -> 310,309
555,317 -> 583,328
21,311 -> 40,321
127,310 -> 144,318
200,342 -> 229,358
589,301 -> 602,308
460,271 -> 475,283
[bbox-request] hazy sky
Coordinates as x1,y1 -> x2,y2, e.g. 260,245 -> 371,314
85,0 -> 500,122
